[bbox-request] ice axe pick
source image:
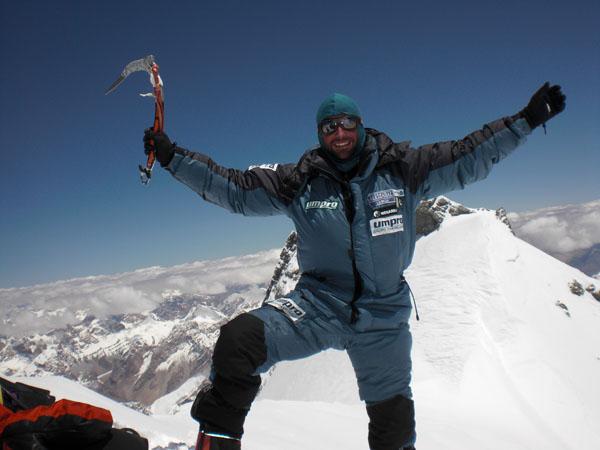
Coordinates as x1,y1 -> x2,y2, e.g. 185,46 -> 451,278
105,54 -> 165,185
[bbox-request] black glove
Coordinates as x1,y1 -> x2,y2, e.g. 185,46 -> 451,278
520,82 -> 566,129
143,129 -> 176,167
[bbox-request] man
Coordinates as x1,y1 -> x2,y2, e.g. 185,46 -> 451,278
143,83 -> 565,450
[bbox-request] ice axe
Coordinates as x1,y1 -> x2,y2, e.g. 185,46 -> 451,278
105,54 -> 165,185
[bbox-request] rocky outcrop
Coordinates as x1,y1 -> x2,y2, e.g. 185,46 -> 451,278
569,280 -> 585,296
584,283 -> 600,302
495,207 -> 515,235
567,279 -> 600,303
416,196 -> 473,236
555,300 -> 571,317
265,232 -> 300,301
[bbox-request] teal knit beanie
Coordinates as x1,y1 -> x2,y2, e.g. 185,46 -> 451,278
316,93 -> 366,153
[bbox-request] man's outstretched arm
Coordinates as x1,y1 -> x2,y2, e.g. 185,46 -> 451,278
405,82 -> 566,200
143,131 -> 296,216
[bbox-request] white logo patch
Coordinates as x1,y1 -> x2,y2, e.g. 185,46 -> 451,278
305,200 -> 339,210
367,189 -> 404,208
248,163 -> 279,171
370,214 -> 404,236
265,298 -> 306,322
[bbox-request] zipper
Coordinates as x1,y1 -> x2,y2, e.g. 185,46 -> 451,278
340,180 -> 363,324
305,155 -> 370,324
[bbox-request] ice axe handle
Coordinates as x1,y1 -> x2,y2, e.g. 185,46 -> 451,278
139,63 -> 164,185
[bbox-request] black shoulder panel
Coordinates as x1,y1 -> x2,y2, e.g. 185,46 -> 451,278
174,147 -> 306,206
369,114 -> 522,194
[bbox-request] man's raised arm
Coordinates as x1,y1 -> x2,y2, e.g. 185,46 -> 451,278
143,130 -> 297,216
404,82 -> 566,200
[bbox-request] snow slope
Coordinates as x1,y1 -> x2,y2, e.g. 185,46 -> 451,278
254,209 -> 600,449
407,210 -> 600,449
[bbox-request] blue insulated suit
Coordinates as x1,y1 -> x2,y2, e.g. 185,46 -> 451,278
172,114 -> 531,446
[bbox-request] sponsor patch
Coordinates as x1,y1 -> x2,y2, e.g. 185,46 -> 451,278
370,214 -> 404,236
305,200 -> 339,210
367,189 -> 404,208
265,298 -> 306,323
373,207 -> 399,218
248,163 -> 279,171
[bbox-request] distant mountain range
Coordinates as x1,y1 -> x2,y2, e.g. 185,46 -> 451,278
0,252 -> 279,408
508,199 -> 600,276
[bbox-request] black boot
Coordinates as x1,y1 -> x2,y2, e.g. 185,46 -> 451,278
366,394 -> 416,450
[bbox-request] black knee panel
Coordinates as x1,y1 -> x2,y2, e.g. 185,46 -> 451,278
366,394 -> 415,450
213,313 -> 267,379
191,314 -> 268,437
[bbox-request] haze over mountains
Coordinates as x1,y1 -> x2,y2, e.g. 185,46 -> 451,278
1,197 -> 600,449
508,199 -> 600,277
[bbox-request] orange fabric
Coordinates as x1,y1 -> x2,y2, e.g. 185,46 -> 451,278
0,399 -> 112,435
0,404 -> 12,422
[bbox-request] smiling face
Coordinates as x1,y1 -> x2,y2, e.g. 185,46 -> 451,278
319,115 -> 359,160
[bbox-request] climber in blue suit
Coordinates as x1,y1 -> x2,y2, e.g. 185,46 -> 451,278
143,83 -> 565,450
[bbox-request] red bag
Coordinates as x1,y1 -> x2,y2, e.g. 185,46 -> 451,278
0,377 -> 148,450
1,399 -> 112,449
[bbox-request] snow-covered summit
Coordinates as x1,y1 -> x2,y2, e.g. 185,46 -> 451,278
259,198 -> 600,449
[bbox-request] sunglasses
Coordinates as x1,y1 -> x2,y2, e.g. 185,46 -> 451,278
319,115 -> 361,135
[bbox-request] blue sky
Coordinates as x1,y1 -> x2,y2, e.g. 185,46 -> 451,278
1,0 -> 598,288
